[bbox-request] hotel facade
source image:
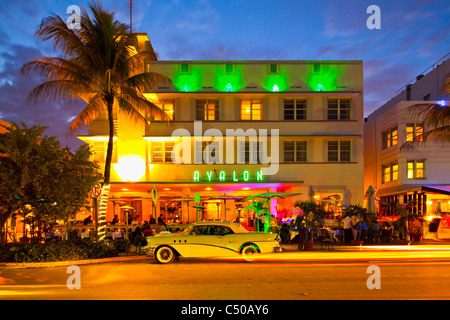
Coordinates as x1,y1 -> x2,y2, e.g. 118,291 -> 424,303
364,57 -> 450,238
79,34 -> 364,228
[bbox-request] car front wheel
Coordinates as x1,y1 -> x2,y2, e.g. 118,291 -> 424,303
241,244 -> 259,261
155,246 -> 176,264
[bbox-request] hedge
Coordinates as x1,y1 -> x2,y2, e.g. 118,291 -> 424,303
0,239 -> 129,263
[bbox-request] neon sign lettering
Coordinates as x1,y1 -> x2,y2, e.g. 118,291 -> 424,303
193,170 -> 263,182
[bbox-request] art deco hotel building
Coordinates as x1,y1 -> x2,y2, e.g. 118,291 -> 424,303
78,34 -> 364,227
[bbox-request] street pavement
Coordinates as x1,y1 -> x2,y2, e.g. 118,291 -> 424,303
2,238 -> 450,268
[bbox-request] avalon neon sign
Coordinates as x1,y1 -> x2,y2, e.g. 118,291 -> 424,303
193,170 -> 263,182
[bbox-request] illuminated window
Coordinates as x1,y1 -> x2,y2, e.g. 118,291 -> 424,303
328,140 -> 351,162
382,127 -> 398,149
151,141 -> 175,163
284,99 -> 307,120
327,98 -> 351,120
407,160 -> 426,179
382,163 -> 398,183
284,141 -> 307,162
154,100 -> 174,120
92,141 -> 117,163
240,100 -> 263,120
196,99 -> 219,121
406,123 -> 424,142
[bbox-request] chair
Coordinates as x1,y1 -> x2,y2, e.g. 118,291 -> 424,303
367,229 -> 380,244
319,229 -> 333,250
44,232 -> 54,243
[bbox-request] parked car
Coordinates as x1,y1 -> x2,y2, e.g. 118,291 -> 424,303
143,221 -> 282,264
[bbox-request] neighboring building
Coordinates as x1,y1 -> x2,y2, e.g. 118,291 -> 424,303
79,34 -> 364,228
364,57 -> 450,225
0,119 -> 10,133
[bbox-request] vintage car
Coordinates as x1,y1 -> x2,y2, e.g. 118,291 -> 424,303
143,221 -> 282,263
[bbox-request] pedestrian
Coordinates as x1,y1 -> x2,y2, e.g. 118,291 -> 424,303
342,215 -> 353,244
158,214 -> 167,228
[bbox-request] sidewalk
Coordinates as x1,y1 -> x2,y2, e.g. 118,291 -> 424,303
0,252 -> 149,269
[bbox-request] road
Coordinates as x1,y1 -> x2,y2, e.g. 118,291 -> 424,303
1,251 -> 450,300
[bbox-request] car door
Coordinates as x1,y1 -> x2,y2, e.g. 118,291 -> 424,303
189,225 -> 226,257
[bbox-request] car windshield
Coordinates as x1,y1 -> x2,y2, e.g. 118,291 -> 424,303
189,225 -> 234,236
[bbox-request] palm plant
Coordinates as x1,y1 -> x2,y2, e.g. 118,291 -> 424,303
245,200 -> 269,232
405,75 -> 450,145
293,200 -> 326,241
388,202 -> 423,241
21,1 -> 171,240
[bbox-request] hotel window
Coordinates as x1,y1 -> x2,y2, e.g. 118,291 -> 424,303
180,63 -> 190,74
407,160 -> 426,179
92,141 -> 117,163
327,98 -> 351,120
284,99 -> 307,120
382,127 -> 398,149
328,140 -> 351,162
151,141 -> 175,163
268,64 -> 279,74
154,100 -> 174,120
284,141 -> 307,162
196,99 -> 219,121
240,100 -> 263,120
238,140 -> 259,164
194,141 -> 220,164
406,123 -> 424,142
224,63 -> 235,74
381,163 -> 398,184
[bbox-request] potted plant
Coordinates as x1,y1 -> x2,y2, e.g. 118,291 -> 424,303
389,202 -> 423,245
293,200 -> 326,250
245,200 -> 270,232
410,225 -> 423,242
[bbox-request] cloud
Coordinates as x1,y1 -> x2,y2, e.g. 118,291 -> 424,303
0,44 -> 87,150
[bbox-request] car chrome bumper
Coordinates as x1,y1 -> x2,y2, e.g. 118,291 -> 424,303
143,247 -> 155,256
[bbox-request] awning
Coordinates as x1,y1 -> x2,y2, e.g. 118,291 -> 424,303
377,185 -> 450,197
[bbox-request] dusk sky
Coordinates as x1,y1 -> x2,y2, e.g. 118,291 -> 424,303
0,0 -> 449,150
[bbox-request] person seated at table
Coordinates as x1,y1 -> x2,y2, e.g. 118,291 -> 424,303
83,215 -> 92,225
279,223 -> 291,244
380,222 -> 393,242
357,221 -> 368,241
111,215 -> 119,225
367,220 -> 380,243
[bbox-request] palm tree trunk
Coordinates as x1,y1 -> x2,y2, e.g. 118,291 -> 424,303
97,98 -> 114,240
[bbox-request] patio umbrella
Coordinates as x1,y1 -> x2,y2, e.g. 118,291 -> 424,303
243,192 -> 302,202
209,194 -> 245,220
365,185 -> 377,218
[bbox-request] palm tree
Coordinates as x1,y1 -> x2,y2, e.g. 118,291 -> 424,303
406,75 -> 450,144
245,200 -> 269,232
21,1 -> 171,240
